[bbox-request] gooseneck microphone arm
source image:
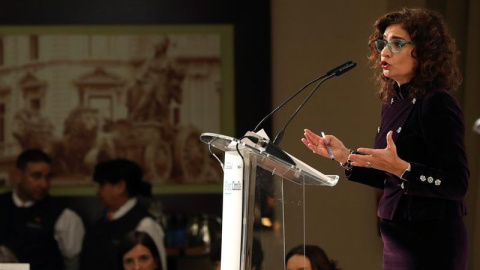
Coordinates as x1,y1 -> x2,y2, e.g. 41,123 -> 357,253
273,61 -> 357,145
246,61 -> 356,166
252,75 -> 327,133
272,74 -> 335,145
252,61 -> 355,133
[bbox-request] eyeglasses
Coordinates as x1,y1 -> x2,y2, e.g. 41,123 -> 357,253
375,39 -> 413,54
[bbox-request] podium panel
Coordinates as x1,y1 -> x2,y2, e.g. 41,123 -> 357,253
201,133 -> 338,270
245,167 -> 308,269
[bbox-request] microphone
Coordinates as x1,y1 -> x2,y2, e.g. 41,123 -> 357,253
248,61 -> 357,165
273,61 -> 357,145
326,61 -> 357,76
253,61 -> 355,133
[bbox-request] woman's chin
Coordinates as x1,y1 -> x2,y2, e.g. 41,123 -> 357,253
382,70 -> 392,78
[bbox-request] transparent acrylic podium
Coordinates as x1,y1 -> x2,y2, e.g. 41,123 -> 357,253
200,133 -> 338,270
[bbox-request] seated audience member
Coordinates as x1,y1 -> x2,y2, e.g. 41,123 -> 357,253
117,231 -> 162,270
0,149 -> 85,270
210,237 -> 263,270
0,245 -> 19,263
286,244 -> 340,270
80,158 -> 166,270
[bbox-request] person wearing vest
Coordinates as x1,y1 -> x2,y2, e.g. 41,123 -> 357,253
0,149 -> 85,270
80,158 -> 166,270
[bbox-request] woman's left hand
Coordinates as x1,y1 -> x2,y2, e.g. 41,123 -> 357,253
349,131 -> 409,177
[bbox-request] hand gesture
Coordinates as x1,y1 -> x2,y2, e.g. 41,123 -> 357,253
349,131 -> 408,176
301,129 -> 350,163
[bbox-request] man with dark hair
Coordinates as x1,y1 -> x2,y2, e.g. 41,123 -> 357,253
80,158 -> 166,270
0,149 -> 85,270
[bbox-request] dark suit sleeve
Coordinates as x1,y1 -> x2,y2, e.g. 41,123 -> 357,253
346,166 -> 385,189
402,90 -> 469,201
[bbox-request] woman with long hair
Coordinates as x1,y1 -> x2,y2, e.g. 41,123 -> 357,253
302,8 -> 468,270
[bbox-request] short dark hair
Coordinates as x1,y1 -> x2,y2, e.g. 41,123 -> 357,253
93,158 -> 143,197
286,244 -> 340,270
117,231 -> 162,270
16,149 -> 52,170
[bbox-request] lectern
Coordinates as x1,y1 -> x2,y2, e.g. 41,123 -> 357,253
200,133 -> 338,270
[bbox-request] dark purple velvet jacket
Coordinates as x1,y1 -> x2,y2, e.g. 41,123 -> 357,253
346,86 -> 469,221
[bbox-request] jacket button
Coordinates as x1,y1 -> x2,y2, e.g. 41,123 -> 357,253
427,177 -> 434,183
420,175 -> 426,182
435,179 -> 441,186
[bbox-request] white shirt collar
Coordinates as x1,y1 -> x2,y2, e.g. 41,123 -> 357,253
109,197 -> 137,221
12,191 -> 35,208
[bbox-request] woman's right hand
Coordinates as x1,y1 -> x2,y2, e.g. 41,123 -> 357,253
301,129 -> 351,163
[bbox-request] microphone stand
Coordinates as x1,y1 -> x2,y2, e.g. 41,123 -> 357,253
273,61 -> 357,145
252,75 -> 328,133
273,74 -> 335,145
247,61 -> 357,166
247,74 -> 334,166
253,61 -> 354,133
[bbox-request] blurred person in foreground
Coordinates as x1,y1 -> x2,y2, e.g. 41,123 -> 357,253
117,231 -> 162,270
286,244 -> 340,270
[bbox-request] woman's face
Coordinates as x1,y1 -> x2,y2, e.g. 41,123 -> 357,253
379,24 -> 417,85
286,254 -> 312,270
123,244 -> 158,270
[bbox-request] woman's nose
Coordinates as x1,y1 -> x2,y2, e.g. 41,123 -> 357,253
381,45 -> 391,57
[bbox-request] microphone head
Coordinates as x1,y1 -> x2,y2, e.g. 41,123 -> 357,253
333,61 -> 357,76
326,61 -> 352,76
